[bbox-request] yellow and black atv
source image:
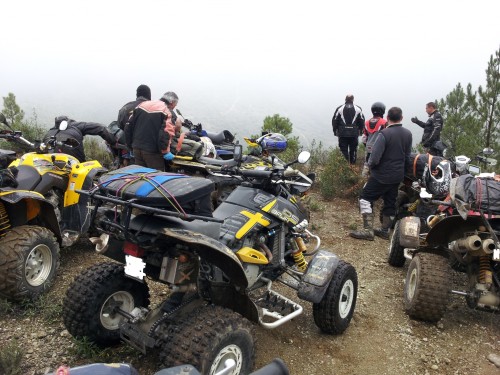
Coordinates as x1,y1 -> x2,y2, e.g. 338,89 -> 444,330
0,114 -> 107,300
0,156 -> 62,301
0,115 -> 107,246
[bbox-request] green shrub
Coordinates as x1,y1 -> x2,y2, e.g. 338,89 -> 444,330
84,137 -> 113,168
0,340 -> 24,375
319,148 -> 364,199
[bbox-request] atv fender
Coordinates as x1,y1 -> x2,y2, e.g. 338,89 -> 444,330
0,190 -> 62,242
158,227 -> 248,288
426,215 -> 500,246
297,250 -> 340,303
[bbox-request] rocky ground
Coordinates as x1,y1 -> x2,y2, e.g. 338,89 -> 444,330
1,191 -> 500,374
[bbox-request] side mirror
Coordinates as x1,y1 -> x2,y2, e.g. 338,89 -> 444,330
483,147 -> 494,156
297,151 -> 311,164
233,144 -> 243,164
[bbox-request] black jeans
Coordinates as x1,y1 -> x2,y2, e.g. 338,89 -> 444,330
338,137 -> 358,164
360,177 -> 399,217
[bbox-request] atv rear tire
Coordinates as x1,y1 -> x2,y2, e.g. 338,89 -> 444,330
62,262 -> 150,347
313,260 -> 357,334
404,252 -> 449,322
387,220 -> 406,267
0,226 -> 59,301
160,305 -> 255,375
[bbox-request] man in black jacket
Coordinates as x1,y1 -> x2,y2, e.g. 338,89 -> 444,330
332,94 -> 365,164
411,102 -> 443,156
350,107 -> 412,240
44,116 -> 117,162
117,84 -> 151,130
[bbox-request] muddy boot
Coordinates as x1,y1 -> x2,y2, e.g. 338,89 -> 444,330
374,215 -> 393,240
350,213 -> 374,240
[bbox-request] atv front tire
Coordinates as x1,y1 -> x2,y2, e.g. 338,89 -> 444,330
62,262 -> 150,347
313,260 -> 357,334
160,305 -> 255,375
404,252 -> 449,322
387,220 -> 406,267
0,226 -> 59,301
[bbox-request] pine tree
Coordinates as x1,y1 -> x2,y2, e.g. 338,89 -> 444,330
1,93 -> 25,127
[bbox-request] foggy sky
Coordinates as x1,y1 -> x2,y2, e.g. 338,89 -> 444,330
1,0 -> 499,148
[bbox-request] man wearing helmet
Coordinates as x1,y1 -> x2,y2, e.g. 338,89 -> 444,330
361,102 -> 388,177
411,102 -> 444,156
332,95 -> 365,164
350,107 -> 412,241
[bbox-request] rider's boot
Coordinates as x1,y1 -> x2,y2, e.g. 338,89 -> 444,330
374,215 -> 393,240
350,213 -> 374,241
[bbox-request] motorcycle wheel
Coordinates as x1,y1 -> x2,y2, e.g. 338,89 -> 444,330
313,260 -> 357,334
0,226 -> 59,301
159,305 -> 255,375
387,220 -> 406,267
404,252 -> 449,322
62,262 -> 150,347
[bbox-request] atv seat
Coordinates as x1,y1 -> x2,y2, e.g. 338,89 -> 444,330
15,165 -> 42,191
205,130 -> 234,144
98,165 -> 214,217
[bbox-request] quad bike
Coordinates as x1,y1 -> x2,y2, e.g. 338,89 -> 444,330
398,174 -> 500,322
62,149 -> 357,375
387,154 -> 454,267
0,113 -> 107,300
0,113 -> 107,245
0,165 -> 63,301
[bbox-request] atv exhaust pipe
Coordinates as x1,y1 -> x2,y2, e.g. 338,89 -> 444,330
451,235 -> 482,253
89,233 -> 110,254
481,238 -> 495,255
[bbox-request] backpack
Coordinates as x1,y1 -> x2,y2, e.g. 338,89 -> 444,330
365,118 -> 386,154
108,121 -> 126,145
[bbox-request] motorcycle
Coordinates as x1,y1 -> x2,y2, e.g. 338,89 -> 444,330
400,173 -> 500,322
62,147 -> 357,375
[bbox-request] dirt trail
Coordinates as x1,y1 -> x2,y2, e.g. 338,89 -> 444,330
1,192 -> 500,374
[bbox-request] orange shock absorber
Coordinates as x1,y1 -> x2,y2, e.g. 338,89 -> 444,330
0,202 -> 11,237
408,199 -> 419,213
479,255 -> 492,286
292,238 -> 308,272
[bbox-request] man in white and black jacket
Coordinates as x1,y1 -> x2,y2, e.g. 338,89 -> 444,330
350,106 -> 412,241
332,94 -> 365,164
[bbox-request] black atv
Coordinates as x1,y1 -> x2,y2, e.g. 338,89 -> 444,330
62,147 -> 357,375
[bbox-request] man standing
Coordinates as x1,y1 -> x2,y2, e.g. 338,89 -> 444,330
361,101 -> 388,177
411,102 -> 444,156
117,84 -> 151,130
125,92 -> 177,171
332,94 -> 365,164
350,107 -> 412,240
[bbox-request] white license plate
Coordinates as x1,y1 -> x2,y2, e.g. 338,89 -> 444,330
124,255 -> 146,280
403,221 -> 419,237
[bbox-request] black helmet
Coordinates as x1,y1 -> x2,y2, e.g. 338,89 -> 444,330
371,102 -> 386,116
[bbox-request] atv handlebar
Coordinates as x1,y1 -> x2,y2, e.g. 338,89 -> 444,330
0,130 -> 35,148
